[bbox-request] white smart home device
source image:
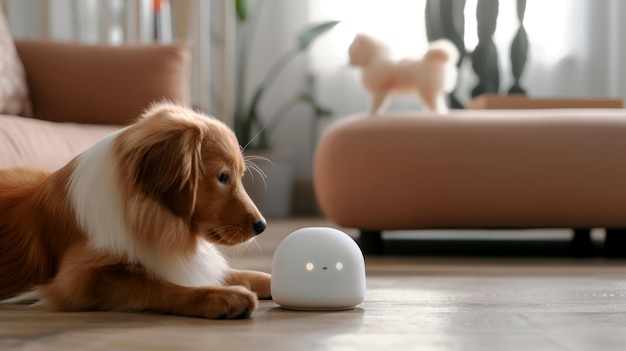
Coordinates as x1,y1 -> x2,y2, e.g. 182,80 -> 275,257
271,227 -> 366,311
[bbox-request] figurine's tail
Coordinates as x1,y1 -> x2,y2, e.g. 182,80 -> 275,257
424,39 -> 460,93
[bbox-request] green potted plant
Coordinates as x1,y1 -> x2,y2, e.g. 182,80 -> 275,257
224,1 -> 338,216
232,0 -> 338,150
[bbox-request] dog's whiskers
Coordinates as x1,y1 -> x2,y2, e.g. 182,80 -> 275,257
249,238 -> 262,255
212,226 -> 251,246
232,235 -> 263,257
221,227 -> 237,242
208,225 -> 233,242
241,126 -> 268,152
247,162 -> 267,180
244,156 -> 270,190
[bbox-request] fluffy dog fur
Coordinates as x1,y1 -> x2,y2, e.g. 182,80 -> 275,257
348,33 -> 459,114
0,103 -> 271,319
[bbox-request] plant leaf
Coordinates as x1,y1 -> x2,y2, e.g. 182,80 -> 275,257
297,94 -> 333,118
297,20 -> 340,50
235,0 -> 250,22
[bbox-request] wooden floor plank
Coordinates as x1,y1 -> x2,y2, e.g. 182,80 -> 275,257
2,219 -> 626,350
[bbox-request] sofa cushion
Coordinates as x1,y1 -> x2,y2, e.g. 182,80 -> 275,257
314,109 -> 626,229
15,40 -> 191,125
0,114 -> 120,171
0,7 -> 31,116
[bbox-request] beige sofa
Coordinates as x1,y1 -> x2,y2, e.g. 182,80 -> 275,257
0,7 -> 191,171
314,110 -> 626,256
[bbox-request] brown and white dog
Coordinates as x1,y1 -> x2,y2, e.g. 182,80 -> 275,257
0,103 -> 271,319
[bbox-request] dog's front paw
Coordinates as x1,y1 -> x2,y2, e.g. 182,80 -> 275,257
195,286 -> 258,319
249,271 -> 271,300
225,270 -> 272,300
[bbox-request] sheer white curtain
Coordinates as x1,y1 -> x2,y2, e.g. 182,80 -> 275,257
3,0 -> 152,43
521,0 -> 616,99
308,0 -> 626,117
607,0 -> 626,100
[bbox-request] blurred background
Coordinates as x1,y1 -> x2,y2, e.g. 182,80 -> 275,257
3,0 -> 626,218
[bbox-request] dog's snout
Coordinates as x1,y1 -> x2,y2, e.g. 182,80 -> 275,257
253,220 -> 266,236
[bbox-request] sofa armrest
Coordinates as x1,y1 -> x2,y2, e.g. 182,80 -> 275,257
14,40 -> 191,125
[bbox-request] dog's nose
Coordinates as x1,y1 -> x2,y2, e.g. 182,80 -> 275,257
253,220 -> 266,236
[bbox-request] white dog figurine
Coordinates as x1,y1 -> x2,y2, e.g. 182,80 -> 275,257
348,34 -> 459,115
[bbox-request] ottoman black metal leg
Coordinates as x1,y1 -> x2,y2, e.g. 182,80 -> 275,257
569,228 -> 594,257
604,228 -> 626,258
357,230 -> 383,255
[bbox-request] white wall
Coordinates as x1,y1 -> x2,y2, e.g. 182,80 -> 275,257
5,0 -> 43,37
608,0 -> 626,101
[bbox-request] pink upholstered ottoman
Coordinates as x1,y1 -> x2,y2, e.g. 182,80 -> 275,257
313,109 -> 626,255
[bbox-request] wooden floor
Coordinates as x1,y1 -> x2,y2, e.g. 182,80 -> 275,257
3,218 -> 626,351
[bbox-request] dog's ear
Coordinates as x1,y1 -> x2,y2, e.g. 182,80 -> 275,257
137,129 -> 203,217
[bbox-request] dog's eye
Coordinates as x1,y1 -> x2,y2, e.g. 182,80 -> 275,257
218,173 -> 230,184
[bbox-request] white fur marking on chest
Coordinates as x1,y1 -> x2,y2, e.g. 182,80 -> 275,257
68,130 -> 227,287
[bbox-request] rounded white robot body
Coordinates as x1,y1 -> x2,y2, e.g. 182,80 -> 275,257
271,227 -> 366,310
